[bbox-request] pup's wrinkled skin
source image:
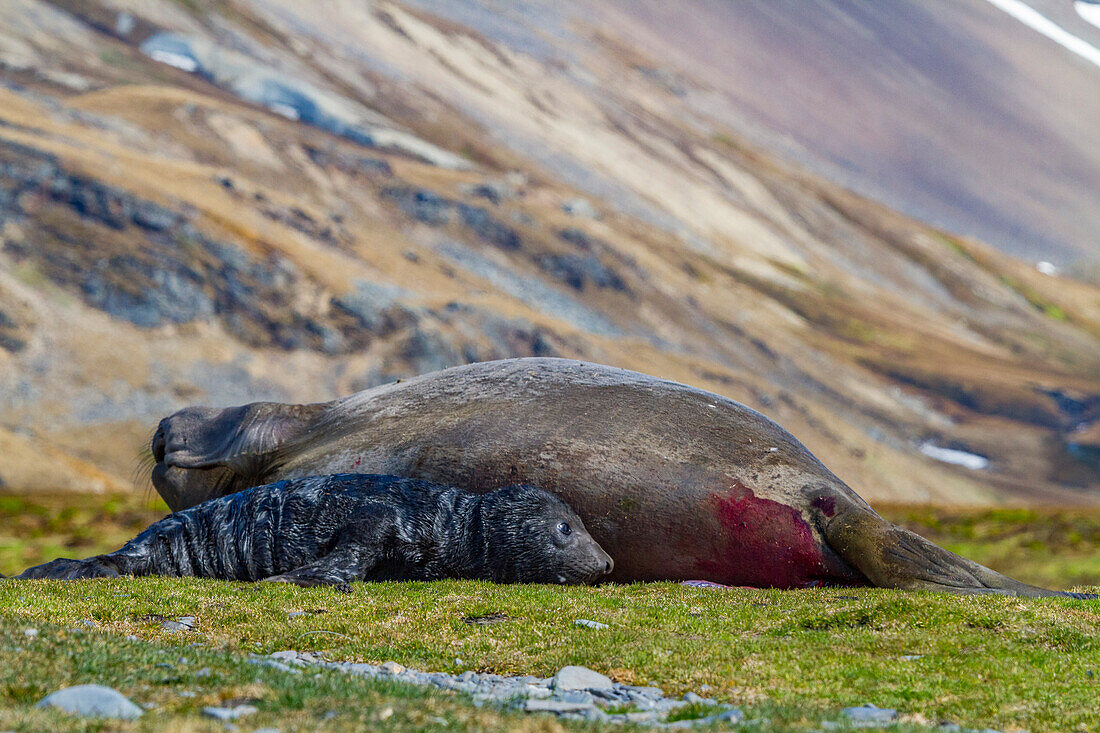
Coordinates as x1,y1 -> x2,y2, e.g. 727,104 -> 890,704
16,474 -> 614,586
148,358 -> 1096,599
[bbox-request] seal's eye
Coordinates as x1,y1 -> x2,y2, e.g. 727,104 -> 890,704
557,521 -> 572,536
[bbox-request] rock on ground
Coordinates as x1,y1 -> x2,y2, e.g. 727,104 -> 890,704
36,685 -> 143,719
552,665 -> 614,691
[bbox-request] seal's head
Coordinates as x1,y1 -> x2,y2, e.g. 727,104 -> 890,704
481,484 -> 613,585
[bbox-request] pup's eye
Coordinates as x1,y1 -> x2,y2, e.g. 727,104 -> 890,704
557,521 -> 572,536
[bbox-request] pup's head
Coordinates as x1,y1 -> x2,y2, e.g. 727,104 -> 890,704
482,485 -> 613,584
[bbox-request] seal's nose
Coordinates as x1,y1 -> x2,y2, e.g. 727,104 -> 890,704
152,425 -> 167,463
594,548 -> 613,576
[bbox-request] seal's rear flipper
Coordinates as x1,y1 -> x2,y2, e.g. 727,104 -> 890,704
824,509 -> 1098,599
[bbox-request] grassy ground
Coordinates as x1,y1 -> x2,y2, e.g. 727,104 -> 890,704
1,493 -> 1098,732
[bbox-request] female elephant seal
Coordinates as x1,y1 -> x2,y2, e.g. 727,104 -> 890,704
150,358 -> 1095,599
17,473 -> 613,586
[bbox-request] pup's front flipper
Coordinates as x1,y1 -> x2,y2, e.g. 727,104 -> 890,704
262,548 -> 366,588
16,557 -> 121,580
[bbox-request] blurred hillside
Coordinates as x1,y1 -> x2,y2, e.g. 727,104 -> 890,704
0,0 -> 1097,504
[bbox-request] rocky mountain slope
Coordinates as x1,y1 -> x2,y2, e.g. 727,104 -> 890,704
0,0 -> 1097,504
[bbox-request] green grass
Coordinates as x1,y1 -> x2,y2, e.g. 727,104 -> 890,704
1,495 -> 1099,731
0,580 -> 1097,731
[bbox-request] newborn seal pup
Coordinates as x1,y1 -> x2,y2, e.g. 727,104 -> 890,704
16,473 -> 614,586
150,358 -> 1096,599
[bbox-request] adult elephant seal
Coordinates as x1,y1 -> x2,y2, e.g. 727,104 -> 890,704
150,358 -> 1095,599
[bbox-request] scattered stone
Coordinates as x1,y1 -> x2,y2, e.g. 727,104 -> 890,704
899,655 -> 924,661
707,708 -> 745,724
161,616 -> 195,632
841,703 -> 898,723
270,650 -> 299,662
525,698 -> 595,714
22,628 -> 38,638
552,665 -> 614,691
253,652 -> 744,727
625,711 -> 661,724
36,685 -> 143,719
248,658 -> 301,674
202,705 -> 258,721
573,619 -> 608,629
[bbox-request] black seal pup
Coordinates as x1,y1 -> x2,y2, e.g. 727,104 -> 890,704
16,473 -> 614,586
148,358 -> 1097,599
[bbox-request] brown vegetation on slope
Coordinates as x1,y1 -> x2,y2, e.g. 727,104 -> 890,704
0,0 -> 1096,505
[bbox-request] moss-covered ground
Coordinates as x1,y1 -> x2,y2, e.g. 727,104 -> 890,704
1,493 -> 1097,732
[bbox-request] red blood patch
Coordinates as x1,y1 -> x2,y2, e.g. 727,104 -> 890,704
697,489 -> 830,589
812,495 -> 836,517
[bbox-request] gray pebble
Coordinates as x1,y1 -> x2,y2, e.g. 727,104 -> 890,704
263,651 -> 747,727
574,619 -> 609,629
626,711 -> 661,723
36,685 -> 143,719
248,658 -> 301,674
202,705 -> 258,720
841,703 -> 898,723
552,665 -> 614,691
22,628 -> 38,638
160,616 -> 195,632
705,709 -> 745,724
525,698 -> 596,714
558,690 -> 595,705
682,691 -> 715,705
